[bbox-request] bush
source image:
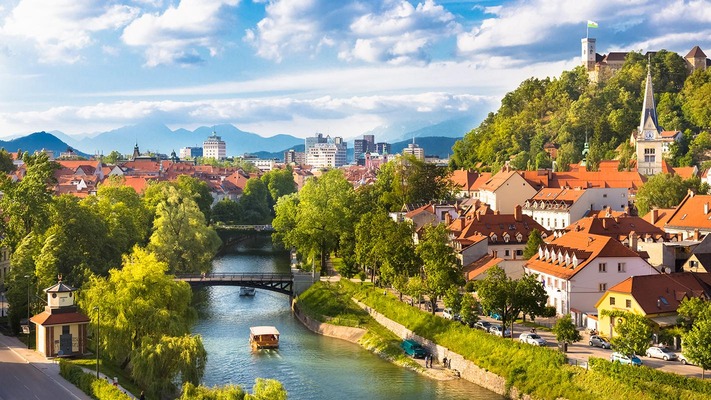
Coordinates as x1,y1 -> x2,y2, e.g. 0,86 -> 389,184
59,360 -> 131,400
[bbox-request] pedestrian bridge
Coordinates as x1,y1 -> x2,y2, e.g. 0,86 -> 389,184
174,271 -> 315,296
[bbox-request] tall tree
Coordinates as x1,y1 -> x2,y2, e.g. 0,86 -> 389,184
477,266 -> 548,338
240,178 -> 271,224
601,310 -> 652,355
176,175 -> 214,223
148,186 -> 222,274
415,224 -> 462,314
635,174 -> 709,215
552,314 -> 582,345
523,229 -> 543,259
261,168 -> 296,213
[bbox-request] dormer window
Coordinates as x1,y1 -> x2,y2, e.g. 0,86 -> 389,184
551,251 -> 557,262
491,234 -> 497,242
557,250 -> 563,263
538,247 -> 544,259
572,255 -> 578,268
503,233 -> 510,243
544,247 -> 550,261
516,233 -> 523,242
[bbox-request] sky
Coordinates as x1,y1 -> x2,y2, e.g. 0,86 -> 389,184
0,0 -> 710,140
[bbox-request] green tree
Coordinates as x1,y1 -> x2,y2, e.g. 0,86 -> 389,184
248,378 -> 288,400
416,224 -> 462,314
101,150 -> 124,165
132,334 -> 207,399
240,178 -> 271,224
261,168 -> 296,213
5,234 -> 42,333
635,174 -> 708,215
180,382 -> 246,399
523,229 -> 543,259
211,198 -> 243,224
601,310 -> 652,355
81,247 -> 198,371
0,152 -> 59,249
442,286 -> 463,313
0,148 -> 16,173
176,175 -> 214,223
459,293 -> 480,327
477,266 -> 548,338
552,314 -> 582,344
148,186 -> 222,274
682,318 -> 711,378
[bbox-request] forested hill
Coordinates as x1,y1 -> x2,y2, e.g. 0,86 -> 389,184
450,50 -> 711,172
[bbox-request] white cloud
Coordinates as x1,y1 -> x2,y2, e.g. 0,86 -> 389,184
246,0 -> 459,64
0,0 -> 139,63
121,0 -> 240,67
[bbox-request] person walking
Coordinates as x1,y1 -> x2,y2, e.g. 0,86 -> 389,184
140,391 -> 145,400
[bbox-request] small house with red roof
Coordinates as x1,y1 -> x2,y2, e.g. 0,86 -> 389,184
595,272 -> 711,337
30,278 -> 90,358
524,231 -> 658,326
662,192 -> 711,240
479,169 -> 538,214
449,169 -> 492,199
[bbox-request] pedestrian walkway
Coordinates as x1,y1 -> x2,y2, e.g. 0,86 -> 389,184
0,333 -> 136,399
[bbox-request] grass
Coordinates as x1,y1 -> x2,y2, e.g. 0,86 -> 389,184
300,279 -> 709,400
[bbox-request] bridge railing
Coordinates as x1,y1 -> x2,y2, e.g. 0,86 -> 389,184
175,272 -> 292,282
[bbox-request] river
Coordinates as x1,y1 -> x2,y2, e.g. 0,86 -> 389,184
192,237 -> 501,399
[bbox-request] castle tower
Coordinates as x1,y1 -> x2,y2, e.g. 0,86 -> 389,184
685,46 -> 708,73
581,37 -> 596,71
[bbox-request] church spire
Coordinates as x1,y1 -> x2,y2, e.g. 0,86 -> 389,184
639,59 -> 661,137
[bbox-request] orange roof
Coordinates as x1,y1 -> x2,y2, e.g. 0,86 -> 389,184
450,169 -> 492,192
642,208 -> 675,229
565,214 -> 666,242
525,232 -> 645,280
463,255 -> 504,280
480,170 -> 519,192
450,209 -> 549,245
30,310 -> 90,326
660,131 -> 681,138
665,193 -> 711,230
530,187 -> 586,202
606,272 -> 711,315
119,176 -> 158,194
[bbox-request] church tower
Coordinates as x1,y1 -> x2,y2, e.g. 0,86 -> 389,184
581,37 -> 597,71
635,63 -> 664,175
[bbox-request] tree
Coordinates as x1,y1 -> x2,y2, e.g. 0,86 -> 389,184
0,152 -> 59,249
80,247 -> 199,371
248,378 -> 288,400
682,318 -> 711,378
148,185 -> 222,274
523,229 -> 543,259
459,293 -> 480,327
261,168 -> 296,213
272,170 -> 355,274
601,310 -> 652,355
416,224 -> 462,314
442,286 -> 463,313
552,314 -> 582,344
176,175 -> 214,223
240,178 -> 271,224
0,148 -> 16,173
132,334 -> 207,399
477,266 -> 548,338
636,174 -> 709,215
180,379 -> 287,400
101,150 -> 124,165
211,198 -> 243,224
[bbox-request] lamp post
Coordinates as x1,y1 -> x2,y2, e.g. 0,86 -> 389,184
24,275 -> 30,349
93,306 -> 100,379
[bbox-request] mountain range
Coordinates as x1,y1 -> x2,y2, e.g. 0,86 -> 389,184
1,118 -> 473,161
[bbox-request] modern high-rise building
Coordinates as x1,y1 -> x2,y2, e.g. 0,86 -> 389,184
180,147 -> 203,159
363,134 -> 375,150
306,136 -> 347,168
375,142 -> 391,154
305,133 -> 328,154
284,149 -> 306,165
203,131 -> 226,160
403,141 -> 425,161
354,139 -> 368,160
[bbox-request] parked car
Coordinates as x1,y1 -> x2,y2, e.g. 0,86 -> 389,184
489,324 -> 511,337
645,346 -> 678,361
474,321 -> 492,332
518,333 -> 547,346
679,353 -> 695,365
442,308 -> 460,320
489,312 -> 502,320
610,352 -> 642,366
588,335 -> 611,349
401,339 -> 427,359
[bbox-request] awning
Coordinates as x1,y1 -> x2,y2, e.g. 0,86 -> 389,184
650,315 -> 679,327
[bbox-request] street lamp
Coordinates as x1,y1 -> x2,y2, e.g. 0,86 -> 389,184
93,306 -> 100,379
24,275 -> 30,349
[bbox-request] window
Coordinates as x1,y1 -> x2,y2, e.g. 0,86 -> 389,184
505,249 -> 511,257
516,249 -> 523,256
603,194 -> 608,198
547,277 -> 552,286
644,148 -> 656,163
609,296 -> 615,305
599,283 -> 607,292
618,263 -> 626,273
626,299 -> 632,308
599,263 -> 607,273
62,325 -> 70,334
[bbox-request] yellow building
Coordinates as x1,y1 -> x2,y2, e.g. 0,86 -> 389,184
30,278 -> 90,358
595,272 -> 711,338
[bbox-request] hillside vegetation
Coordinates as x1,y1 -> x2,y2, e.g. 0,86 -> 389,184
451,50 -> 711,172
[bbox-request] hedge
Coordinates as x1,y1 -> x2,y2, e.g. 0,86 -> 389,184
59,360 -> 131,400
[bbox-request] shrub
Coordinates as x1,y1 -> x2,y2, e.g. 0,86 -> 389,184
59,360 -> 131,400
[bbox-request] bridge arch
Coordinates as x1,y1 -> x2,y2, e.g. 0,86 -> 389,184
175,272 -> 294,296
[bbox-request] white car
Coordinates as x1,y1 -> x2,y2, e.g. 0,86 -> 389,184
489,325 -> 511,337
679,353 -> 695,365
645,346 -> 678,361
518,332 -> 547,346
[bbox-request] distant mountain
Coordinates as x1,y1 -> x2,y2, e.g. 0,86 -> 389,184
359,116 -> 477,143
0,131 -> 90,158
390,136 -> 459,159
53,123 -> 304,157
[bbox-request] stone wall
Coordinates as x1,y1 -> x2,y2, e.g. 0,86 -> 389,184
292,301 -> 366,344
354,299 -> 532,399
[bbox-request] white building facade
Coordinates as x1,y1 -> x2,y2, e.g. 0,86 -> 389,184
203,132 -> 227,160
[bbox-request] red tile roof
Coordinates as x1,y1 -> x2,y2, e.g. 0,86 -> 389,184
664,193 -> 711,230
450,170 -> 492,192
606,272 -> 711,315
463,255 -> 504,280
449,208 -> 549,246
31,310 -> 90,326
565,214 -> 666,242
525,232 -> 645,280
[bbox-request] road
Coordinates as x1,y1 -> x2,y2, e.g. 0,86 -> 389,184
0,334 -> 91,400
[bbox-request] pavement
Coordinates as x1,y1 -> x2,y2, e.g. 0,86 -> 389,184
0,332 -> 138,400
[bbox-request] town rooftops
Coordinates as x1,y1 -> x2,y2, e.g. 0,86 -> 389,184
450,205 -> 549,245
480,170 -> 520,192
601,272 -> 711,315
450,169 -> 492,192
463,254 -> 504,280
525,232 -> 644,280
664,193 -> 711,230
565,214 -> 666,242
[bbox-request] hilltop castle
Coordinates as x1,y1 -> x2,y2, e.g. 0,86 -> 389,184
581,37 -> 710,82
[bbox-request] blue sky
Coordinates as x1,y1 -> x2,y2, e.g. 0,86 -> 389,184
0,0 -> 710,139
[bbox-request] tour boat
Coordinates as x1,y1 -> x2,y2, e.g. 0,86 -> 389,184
239,287 -> 256,296
250,326 -> 280,349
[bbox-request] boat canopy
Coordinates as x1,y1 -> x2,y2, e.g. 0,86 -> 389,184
250,326 -> 280,336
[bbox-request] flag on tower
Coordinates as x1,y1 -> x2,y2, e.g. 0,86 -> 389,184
587,20 -> 598,28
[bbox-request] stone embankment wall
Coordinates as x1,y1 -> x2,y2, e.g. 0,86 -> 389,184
292,301 -> 366,344
354,299 -> 532,400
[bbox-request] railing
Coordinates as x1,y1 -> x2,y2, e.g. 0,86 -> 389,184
175,272 -> 292,282
214,224 -> 274,231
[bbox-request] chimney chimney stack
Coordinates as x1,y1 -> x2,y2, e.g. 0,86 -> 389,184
629,231 -> 638,251
602,218 -> 608,229
651,209 -> 658,225
514,204 -> 522,222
